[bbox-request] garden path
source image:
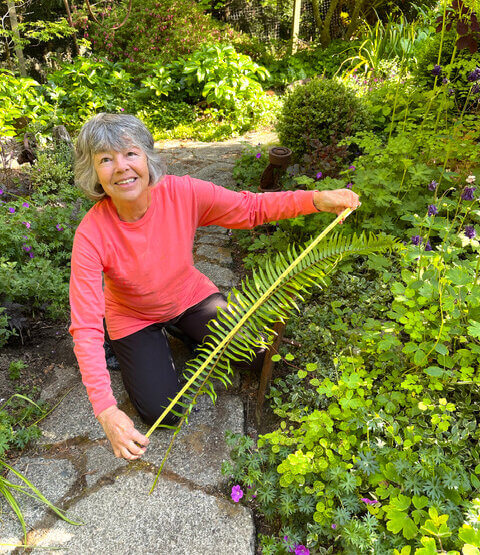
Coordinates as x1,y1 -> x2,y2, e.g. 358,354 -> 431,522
0,130 -> 278,554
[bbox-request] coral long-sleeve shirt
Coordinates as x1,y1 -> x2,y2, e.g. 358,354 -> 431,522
69,175 -> 319,417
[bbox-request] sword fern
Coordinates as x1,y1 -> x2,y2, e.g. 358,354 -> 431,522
145,210 -> 399,492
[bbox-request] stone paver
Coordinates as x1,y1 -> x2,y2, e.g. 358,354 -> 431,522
1,130 -> 279,553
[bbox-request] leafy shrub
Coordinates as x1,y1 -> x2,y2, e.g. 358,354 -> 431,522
0,147 -> 90,319
45,56 -> 136,129
140,44 -> 277,137
264,40 -> 359,90
0,70 -> 54,136
76,0 -> 236,70
276,77 -> 370,160
137,100 -> 196,132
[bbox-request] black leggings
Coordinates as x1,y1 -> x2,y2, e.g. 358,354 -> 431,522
109,293 -> 264,425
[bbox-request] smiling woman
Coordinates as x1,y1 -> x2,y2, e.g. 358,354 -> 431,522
69,113 -> 360,461
93,147 -> 151,222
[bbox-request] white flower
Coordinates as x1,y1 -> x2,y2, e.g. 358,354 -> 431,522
466,175 -> 476,184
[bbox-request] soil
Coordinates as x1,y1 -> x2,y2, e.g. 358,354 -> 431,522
0,318 -> 75,404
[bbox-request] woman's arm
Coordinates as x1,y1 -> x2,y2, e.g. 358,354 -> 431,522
69,227 -> 149,459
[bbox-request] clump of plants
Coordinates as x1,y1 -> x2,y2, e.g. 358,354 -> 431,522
75,0 -> 236,70
276,77 -> 370,161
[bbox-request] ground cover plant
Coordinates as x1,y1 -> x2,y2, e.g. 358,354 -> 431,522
225,1 -> 480,552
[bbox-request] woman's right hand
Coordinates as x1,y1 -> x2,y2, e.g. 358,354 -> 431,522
97,405 -> 149,461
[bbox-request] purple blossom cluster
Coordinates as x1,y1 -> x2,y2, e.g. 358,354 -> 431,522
428,180 -> 438,191
467,67 -> 480,82
462,187 -> 476,201
465,225 -> 476,239
431,64 -> 442,76
427,204 -> 438,216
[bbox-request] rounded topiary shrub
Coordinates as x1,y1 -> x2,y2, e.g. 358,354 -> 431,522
276,77 -> 370,160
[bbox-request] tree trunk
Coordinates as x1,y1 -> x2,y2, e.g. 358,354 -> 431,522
290,0 -> 302,54
345,0 -> 365,40
6,0 -> 26,76
320,0 -> 341,47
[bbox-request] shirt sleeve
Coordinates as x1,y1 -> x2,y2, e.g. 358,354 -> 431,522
186,177 -> 319,228
69,225 -> 116,418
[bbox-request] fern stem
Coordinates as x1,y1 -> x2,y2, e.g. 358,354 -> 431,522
144,209 -> 353,439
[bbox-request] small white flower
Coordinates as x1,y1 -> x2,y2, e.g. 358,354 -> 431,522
466,175 -> 476,184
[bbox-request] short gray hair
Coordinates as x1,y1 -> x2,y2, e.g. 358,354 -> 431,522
74,113 -> 166,201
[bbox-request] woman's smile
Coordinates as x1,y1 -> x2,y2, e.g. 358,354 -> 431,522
93,146 -> 151,221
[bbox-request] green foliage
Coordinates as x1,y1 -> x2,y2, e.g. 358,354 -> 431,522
0,147 -> 90,319
45,57 -> 136,130
8,360 -> 26,381
77,0 -> 235,69
264,40 -> 360,89
276,78 -> 370,160
0,70 -> 54,136
225,181 -> 480,552
412,28 -> 480,107
146,226 -> 398,490
0,307 -> 16,348
343,13 -> 434,76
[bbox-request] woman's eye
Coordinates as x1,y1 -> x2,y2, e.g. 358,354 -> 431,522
100,157 -> 111,164
127,151 -> 137,157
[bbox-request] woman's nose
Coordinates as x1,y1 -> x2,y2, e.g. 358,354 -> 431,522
113,154 -> 129,173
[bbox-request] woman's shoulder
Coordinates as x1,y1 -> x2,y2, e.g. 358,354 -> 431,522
75,199 -> 112,235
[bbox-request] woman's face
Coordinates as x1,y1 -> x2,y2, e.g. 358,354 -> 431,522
93,145 -> 150,206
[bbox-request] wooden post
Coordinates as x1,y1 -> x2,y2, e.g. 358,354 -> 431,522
290,0 -> 302,54
6,0 -> 26,76
256,320 -> 286,424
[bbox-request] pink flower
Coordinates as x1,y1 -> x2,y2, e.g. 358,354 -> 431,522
295,546 -> 309,555
255,152 -> 261,159
346,182 -> 353,189
22,221 -> 31,229
231,485 -> 243,502
316,172 -> 323,180
22,202 -> 29,208
361,497 -> 379,505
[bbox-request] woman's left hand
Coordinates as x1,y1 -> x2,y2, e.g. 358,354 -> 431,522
313,189 -> 361,216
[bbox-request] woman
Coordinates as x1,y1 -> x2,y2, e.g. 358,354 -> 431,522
70,113 -> 360,461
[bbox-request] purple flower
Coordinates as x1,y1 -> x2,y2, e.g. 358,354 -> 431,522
295,546 -> 310,555
428,180 -> 438,191
349,165 -> 356,171
56,224 -> 64,231
425,240 -> 433,251
442,77 -> 449,85
28,252 -> 34,258
22,202 -> 29,208
346,182 -> 353,189
428,204 -> 438,216
8,207 -> 15,214
316,171 -> 323,180
432,64 -> 442,76
462,186 -> 476,201
331,523 -> 337,530
231,485 -> 243,502
411,235 -> 423,246
361,497 -> 379,505
255,152 -> 261,159
473,84 -> 480,94
22,221 -> 31,229
467,68 -> 480,82
0,188 -> 3,194
284,536 -> 289,542
22,244 -> 31,252
465,225 -> 476,239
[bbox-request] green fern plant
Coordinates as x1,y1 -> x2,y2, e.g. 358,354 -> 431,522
145,210 -> 399,491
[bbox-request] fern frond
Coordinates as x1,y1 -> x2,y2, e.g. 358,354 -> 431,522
145,209 -> 399,492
